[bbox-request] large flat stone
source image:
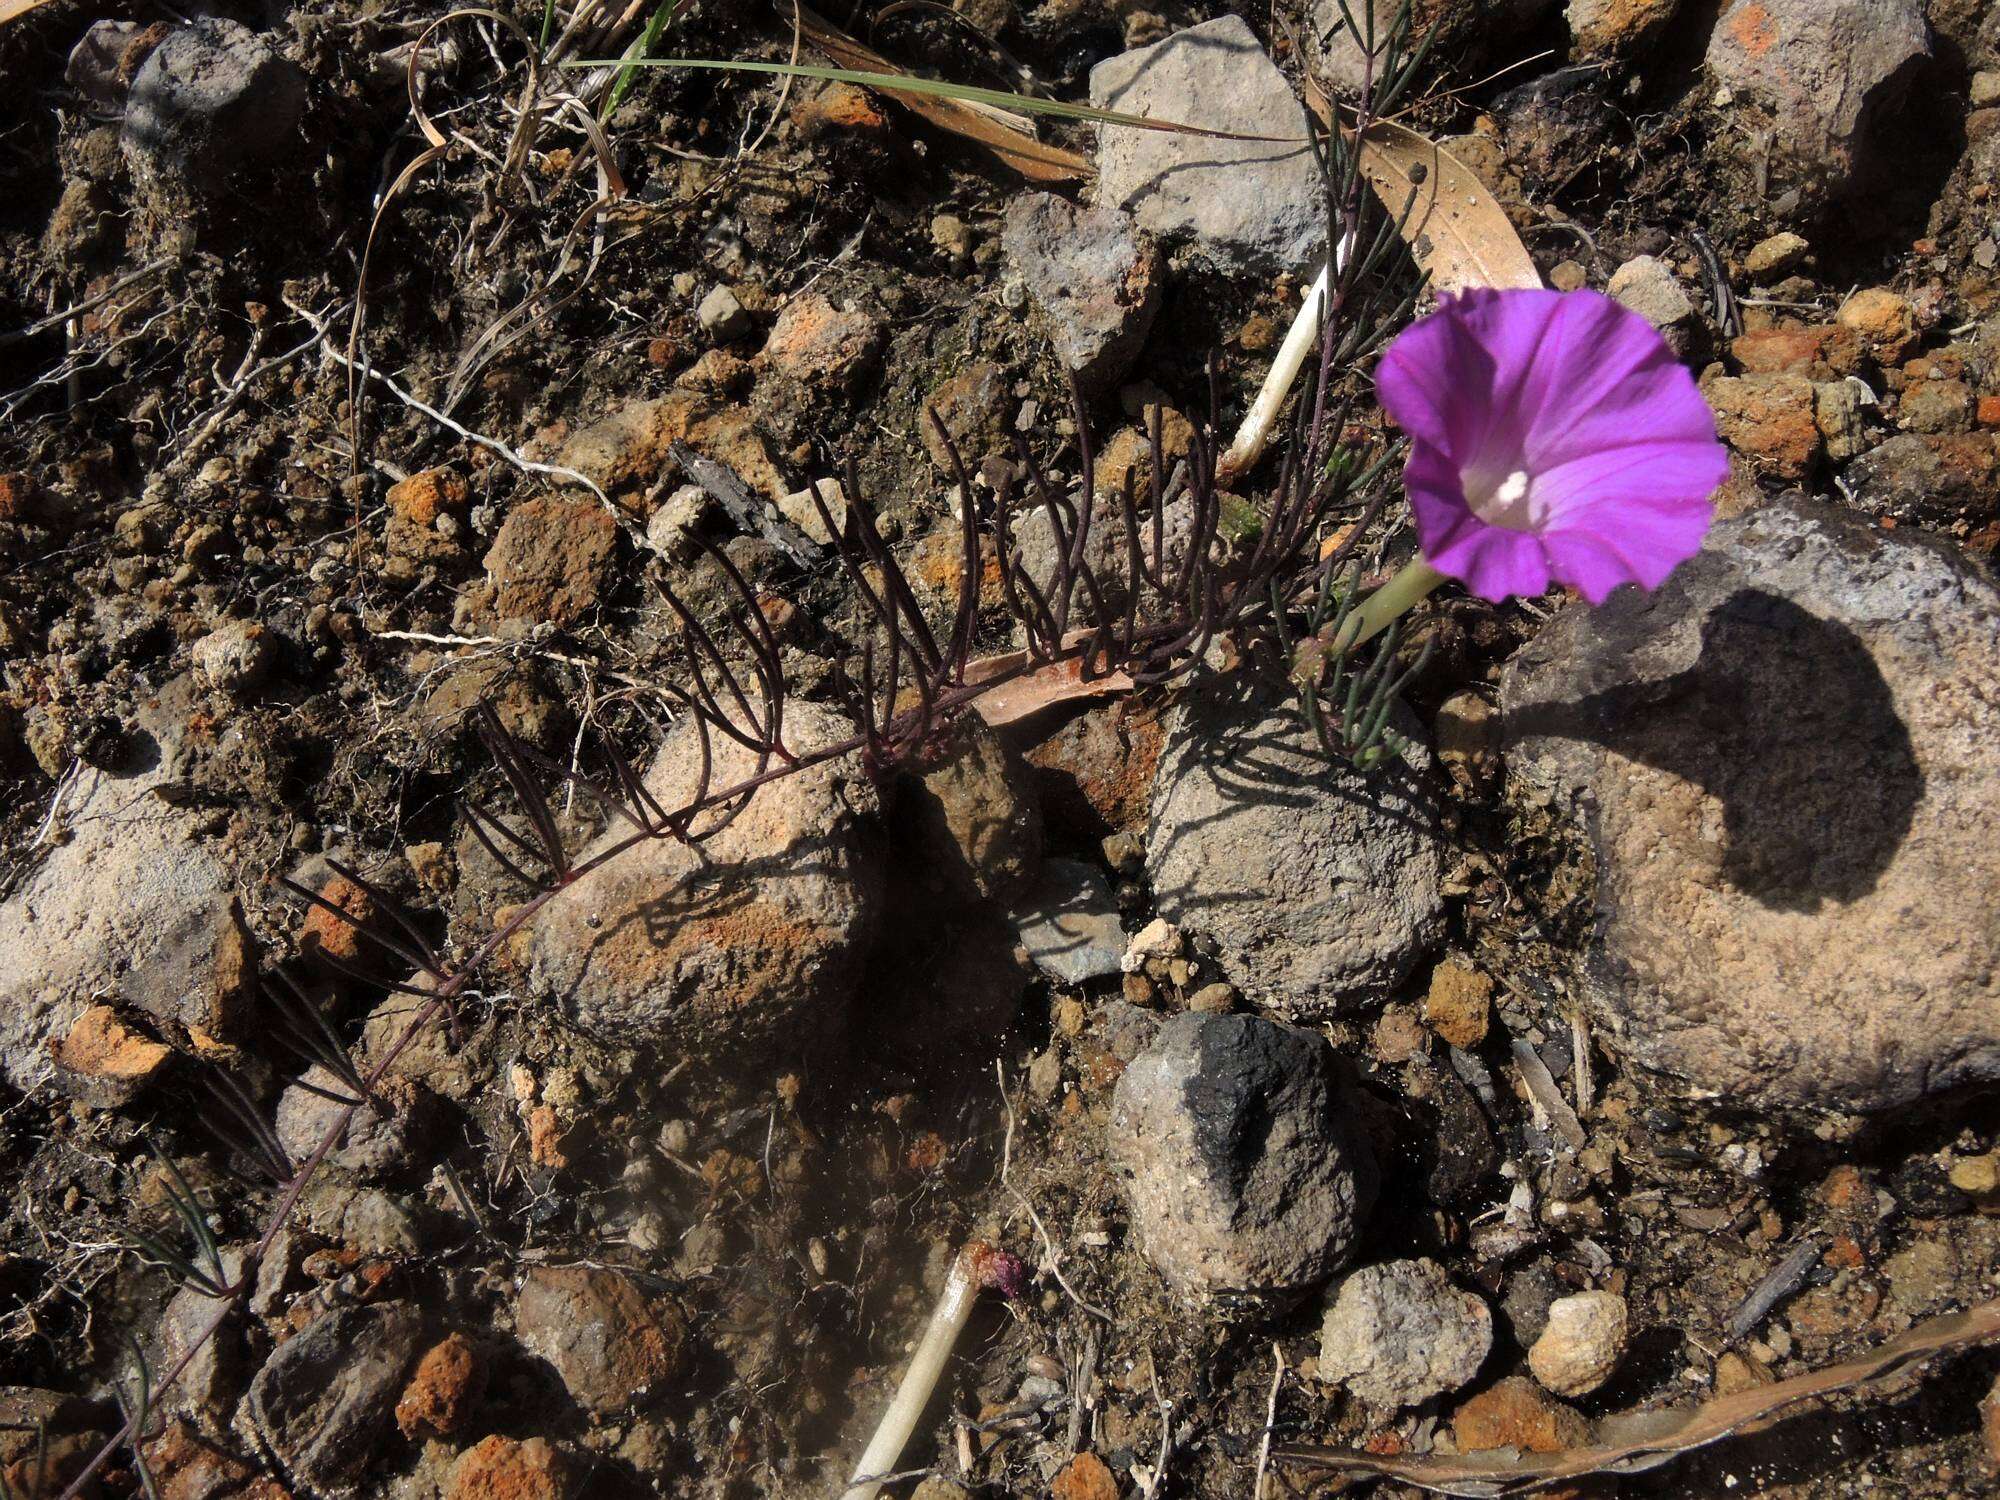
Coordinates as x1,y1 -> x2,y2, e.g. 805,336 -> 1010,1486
1090,16 -> 1323,276
1502,498 -> 2000,1117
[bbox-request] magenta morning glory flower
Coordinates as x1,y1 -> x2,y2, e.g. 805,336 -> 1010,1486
1374,287 -> 1729,605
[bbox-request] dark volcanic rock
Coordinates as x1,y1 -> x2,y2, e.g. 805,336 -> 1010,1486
1108,1013 -> 1376,1305
123,20 -> 307,198
247,1303 -> 423,1496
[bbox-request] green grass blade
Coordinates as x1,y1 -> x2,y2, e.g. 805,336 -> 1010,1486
606,0 -> 684,116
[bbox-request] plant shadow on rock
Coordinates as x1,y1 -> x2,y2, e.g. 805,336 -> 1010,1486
1507,587 -> 1921,913
1146,669 -> 1442,916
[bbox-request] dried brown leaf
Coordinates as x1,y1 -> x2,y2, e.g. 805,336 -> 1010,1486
1354,120 -> 1541,294
964,647 -> 1133,728
1279,1299 -> 2000,1496
1298,66 -> 1539,295
797,5 -> 1089,183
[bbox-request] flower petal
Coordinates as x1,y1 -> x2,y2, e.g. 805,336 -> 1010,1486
1405,440 -> 1551,603
1539,529 -> 1665,605
1518,298 -> 1719,472
1531,437 -> 1732,528
1375,299 -> 1500,461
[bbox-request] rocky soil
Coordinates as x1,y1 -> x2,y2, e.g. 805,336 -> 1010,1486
1,1 -> 1998,1498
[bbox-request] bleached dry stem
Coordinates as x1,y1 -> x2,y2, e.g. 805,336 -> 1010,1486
843,1250 -> 980,1500
1217,231 -> 1353,482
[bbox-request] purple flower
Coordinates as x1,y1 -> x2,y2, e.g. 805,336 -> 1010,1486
1375,287 -> 1729,605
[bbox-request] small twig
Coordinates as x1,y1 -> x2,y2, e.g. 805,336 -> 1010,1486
1134,1350 -> 1174,1497
1728,1237 -> 1822,1344
291,296 -> 626,522
0,259 -> 172,348
1569,1008 -> 1593,1119
668,439 -> 823,566
1510,1037 -> 1586,1151
1253,1341 -> 1286,1500
843,1243 -> 1023,1500
994,1062 -> 1111,1321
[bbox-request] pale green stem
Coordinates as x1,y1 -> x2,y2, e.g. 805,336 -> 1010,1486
1334,558 -> 1449,652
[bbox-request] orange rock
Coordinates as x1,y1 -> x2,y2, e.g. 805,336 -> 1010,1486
0,472 -> 38,522
141,1417 -> 258,1500
386,468 -> 467,527
1837,287 -> 1919,365
1051,1452 -> 1119,1500
1977,395 -> 2000,428
1021,701 -> 1165,839
1819,1163 -> 1868,1210
516,1267 -> 691,1415
396,1332 -> 487,1439
1705,372 -> 1821,478
527,1104 -> 569,1169
1423,962 -> 1492,1049
1452,1377 -> 1591,1455
477,496 -> 618,626
53,1004 -> 171,1105
795,81 -> 888,135
301,872 -> 375,966
1788,1280 -> 1881,1339
445,1435 -> 571,1500
755,292 -> 883,393
1731,324 -> 1832,376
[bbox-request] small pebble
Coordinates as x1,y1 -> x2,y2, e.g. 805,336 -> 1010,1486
1527,1290 -> 1628,1396
1744,231 -> 1809,277
697,285 -> 751,341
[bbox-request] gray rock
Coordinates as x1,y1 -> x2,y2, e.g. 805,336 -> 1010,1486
1146,676 -> 1447,1014
0,761 -> 253,1089
1090,16 -> 1323,275
190,619 -> 275,697
529,701 -> 882,1055
1108,1013 -> 1376,1304
697,284 -> 751,341
516,1266 -> 690,1415
1501,498 -> 2000,1116
900,715 -> 1043,905
1706,0 -> 1930,202
1318,1258 -> 1493,1408
1012,858 -> 1124,984
123,19 -> 307,197
776,478 -> 846,547
1002,193 -> 1160,393
274,1070 -> 432,1179
1845,432 -> 1997,524
155,1248 -> 247,1432
645,483 -> 713,560
1607,255 -> 1695,337
66,21 -> 148,112
247,1303 -> 423,1496
297,1180 -> 439,1257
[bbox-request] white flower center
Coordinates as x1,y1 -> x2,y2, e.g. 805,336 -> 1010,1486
1464,467 -> 1540,531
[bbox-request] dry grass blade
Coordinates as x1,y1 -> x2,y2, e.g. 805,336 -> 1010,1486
761,8 -> 1088,182
0,0 -> 59,25
1278,1298 -> 2000,1496
1352,119 -> 1540,294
